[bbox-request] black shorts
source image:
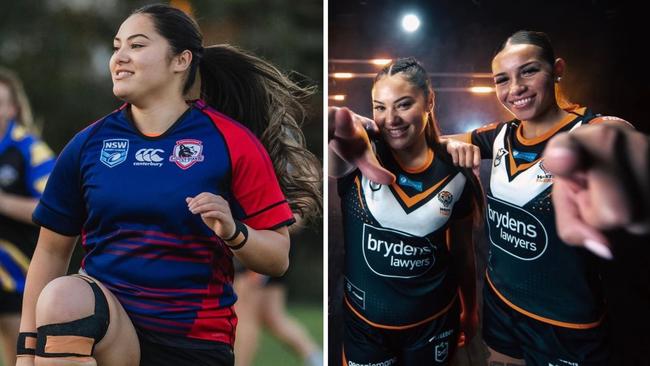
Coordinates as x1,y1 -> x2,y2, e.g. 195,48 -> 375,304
138,333 -> 234,366
482,283 -> 609,366
0,287 -> 22,314
343,298 -> 460,366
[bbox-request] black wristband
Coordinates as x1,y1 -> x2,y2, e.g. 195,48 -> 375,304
224,220 -> 248,250
17,332 -> 37,356
223,221 -> 241,241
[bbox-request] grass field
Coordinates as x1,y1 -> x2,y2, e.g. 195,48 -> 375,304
0,303 -> 323,366
251,303 -> 323,366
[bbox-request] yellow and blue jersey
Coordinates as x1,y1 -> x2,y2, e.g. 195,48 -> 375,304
0,120 -> 54,294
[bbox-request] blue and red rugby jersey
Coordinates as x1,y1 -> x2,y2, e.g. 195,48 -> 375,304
33,100 -> 294,345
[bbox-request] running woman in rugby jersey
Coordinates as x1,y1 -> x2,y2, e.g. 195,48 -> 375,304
329,58 -> 484,366
0,68 -> 54,366
16,4 -> 320,366
444,31 -> 636,366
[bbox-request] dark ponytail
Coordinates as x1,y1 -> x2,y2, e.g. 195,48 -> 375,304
134,4 -> 322,222
199,45 -> 322,221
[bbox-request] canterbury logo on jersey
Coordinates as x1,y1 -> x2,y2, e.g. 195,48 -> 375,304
133,148 -> 164,167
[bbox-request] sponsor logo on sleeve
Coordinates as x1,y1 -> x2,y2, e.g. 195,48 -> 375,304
486,195 -> 548,260
100,139 -> 129,167
362,223 -> 436,278
169,139 -> 204,169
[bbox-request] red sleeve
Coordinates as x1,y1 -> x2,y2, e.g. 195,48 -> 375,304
204,108 -> 294,230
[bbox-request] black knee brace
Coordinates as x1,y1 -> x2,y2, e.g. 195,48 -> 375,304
35,275 -> 110,358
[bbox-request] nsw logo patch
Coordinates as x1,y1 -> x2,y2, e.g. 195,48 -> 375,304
169,139 -> 205,169
100,139 -> 129,168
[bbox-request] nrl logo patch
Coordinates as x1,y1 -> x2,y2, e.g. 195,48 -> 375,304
100,139 -> 129,168
435,341 -> 449,362
169,139 -> 205,169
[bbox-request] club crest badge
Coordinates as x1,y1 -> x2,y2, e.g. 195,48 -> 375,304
169,139 -> 205,169
438,190 -> 453,216
100,139 -> 129,168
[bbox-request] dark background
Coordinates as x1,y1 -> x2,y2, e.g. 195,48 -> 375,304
328,0 -> 648,364
329,0 -> 647,134
0,0 -> 323,304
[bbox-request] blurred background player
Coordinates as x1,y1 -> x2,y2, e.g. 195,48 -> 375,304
0,68 -> 54,366
233,269 -> 323,366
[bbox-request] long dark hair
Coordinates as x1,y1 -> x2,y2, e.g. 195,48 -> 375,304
374,57 -> 485,224
497,30 -> 578,111
133,4 -> 321,221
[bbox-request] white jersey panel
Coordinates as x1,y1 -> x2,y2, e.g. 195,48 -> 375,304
362,172 -> 466,237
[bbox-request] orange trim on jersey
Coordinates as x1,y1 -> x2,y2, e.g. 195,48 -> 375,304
354,176 -> 365,210
344,293 -> 457,330
392,148 -> 434,174
587,116 -> 634,128
391,175 -> 450,208
515,108 -> 585,146
485,272 -> 603,329
342,346 -> 347,366
142,132 -> 163,137
476,122 -> 500,134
